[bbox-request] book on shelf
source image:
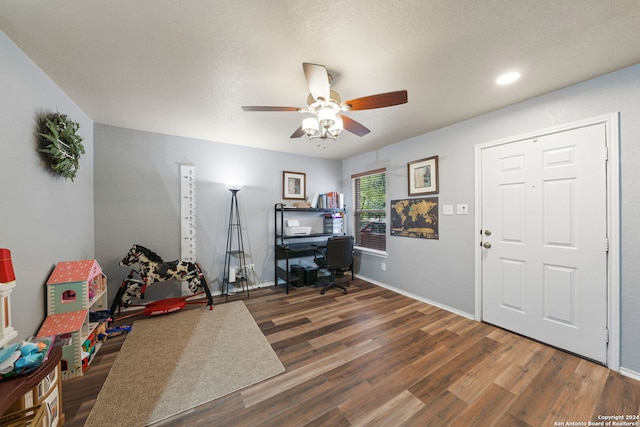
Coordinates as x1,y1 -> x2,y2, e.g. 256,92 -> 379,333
307,192 -> 319,208
326,191 -> 338,208
319,194 -> 327,209
313,192 -> 343,209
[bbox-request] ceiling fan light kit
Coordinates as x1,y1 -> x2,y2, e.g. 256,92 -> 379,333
302,117 -> 319,136
242,62 -> 407,148
303,106 -> 343,141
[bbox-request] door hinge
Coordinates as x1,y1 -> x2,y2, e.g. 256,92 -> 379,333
605,238 -> 609,252
605,327 -> 609,344
604,145 -> 609,162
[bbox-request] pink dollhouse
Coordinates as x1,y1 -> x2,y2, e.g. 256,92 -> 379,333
37,310 -> 88,379
36,260 -> 108,379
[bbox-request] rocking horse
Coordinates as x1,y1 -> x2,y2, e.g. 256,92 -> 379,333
110,244 -> 213,320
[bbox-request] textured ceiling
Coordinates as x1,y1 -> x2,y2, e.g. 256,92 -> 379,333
1,1 -> 639,159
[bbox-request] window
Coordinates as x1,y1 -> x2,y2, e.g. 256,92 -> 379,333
353,168 -> 386,251
61,289 -> 76,303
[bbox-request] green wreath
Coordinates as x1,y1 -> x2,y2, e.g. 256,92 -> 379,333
37,112 -> 85,181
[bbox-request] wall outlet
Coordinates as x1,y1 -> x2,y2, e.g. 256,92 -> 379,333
457,204 -> 469,215
443,204 -> 454,215
381,262 -> 386,271
248,264 -> 255,271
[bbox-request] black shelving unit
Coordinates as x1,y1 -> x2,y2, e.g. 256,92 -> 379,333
222,189 -> 249,300
274,203 -> 346,294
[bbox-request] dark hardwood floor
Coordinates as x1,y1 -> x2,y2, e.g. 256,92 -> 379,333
62,279 -> 640,426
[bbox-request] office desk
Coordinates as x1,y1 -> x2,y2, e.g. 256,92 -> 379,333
274,204 -> 347,294
275,242 -> 326,294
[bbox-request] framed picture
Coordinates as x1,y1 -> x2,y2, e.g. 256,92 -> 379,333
408,155 -> 439,196
283,171 -> 306,200
390,197 -> 439,240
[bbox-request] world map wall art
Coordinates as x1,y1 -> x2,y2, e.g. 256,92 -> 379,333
390,197 -> 439,240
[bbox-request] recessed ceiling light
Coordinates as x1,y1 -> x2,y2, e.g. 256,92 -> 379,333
496,71 -> 521,85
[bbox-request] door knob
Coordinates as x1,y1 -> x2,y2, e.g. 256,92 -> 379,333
484,230 -> 492,236
483,242 -> 492,249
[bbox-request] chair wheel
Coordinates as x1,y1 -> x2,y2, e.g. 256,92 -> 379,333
320,290 -> 325,295
343,289 -> 348,294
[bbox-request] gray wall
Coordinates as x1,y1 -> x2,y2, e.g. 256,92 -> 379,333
93,124 -> 342,302
0,32 -> 95,339
344,64 -> 640,373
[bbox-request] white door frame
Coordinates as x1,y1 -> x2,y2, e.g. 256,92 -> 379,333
473,113 -> 620,370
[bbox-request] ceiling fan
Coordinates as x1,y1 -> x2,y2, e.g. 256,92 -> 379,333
242,63 -> 408,145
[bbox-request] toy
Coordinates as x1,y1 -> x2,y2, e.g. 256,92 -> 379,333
36,310 -> 88,379
45,259 -> 107,315
95,322 -> 108,341
110,274 -> 211,321
37,259 -> 110,380
90,310 -> 112,324
110,244 -> 213,320
0,337 -> 52,380
104,325 -> 132,338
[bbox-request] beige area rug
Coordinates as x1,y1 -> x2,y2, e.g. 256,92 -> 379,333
85,301 -> 285,427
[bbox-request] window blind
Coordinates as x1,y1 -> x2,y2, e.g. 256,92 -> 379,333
353,168 -> 386,251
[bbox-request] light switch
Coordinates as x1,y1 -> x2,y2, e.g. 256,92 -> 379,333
442,204 -> 454,215
457,204 -> 469,215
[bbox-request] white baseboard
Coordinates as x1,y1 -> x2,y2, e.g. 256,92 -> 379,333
355,274 -> 474,320
215,280 -> 274,296
619,367 -> 640,381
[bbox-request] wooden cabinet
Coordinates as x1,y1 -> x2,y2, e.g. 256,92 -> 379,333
274,204 -> 346,293
0,346 -> 64,426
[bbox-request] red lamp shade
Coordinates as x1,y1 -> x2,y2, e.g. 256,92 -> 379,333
0,248 -> 16,283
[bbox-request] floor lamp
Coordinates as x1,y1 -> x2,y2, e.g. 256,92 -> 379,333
222,185 -> 249,300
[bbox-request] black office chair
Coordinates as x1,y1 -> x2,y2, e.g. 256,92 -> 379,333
314,235 -> 354,294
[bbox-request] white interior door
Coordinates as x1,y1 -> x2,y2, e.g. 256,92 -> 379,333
481,123 -> 608,363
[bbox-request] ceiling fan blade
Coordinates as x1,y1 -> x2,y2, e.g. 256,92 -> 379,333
342,115 -> 371,137
303,62 -> 330,101
242,106 -> 300,112
345,90 -> 408,111
290,126 -> 305,138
